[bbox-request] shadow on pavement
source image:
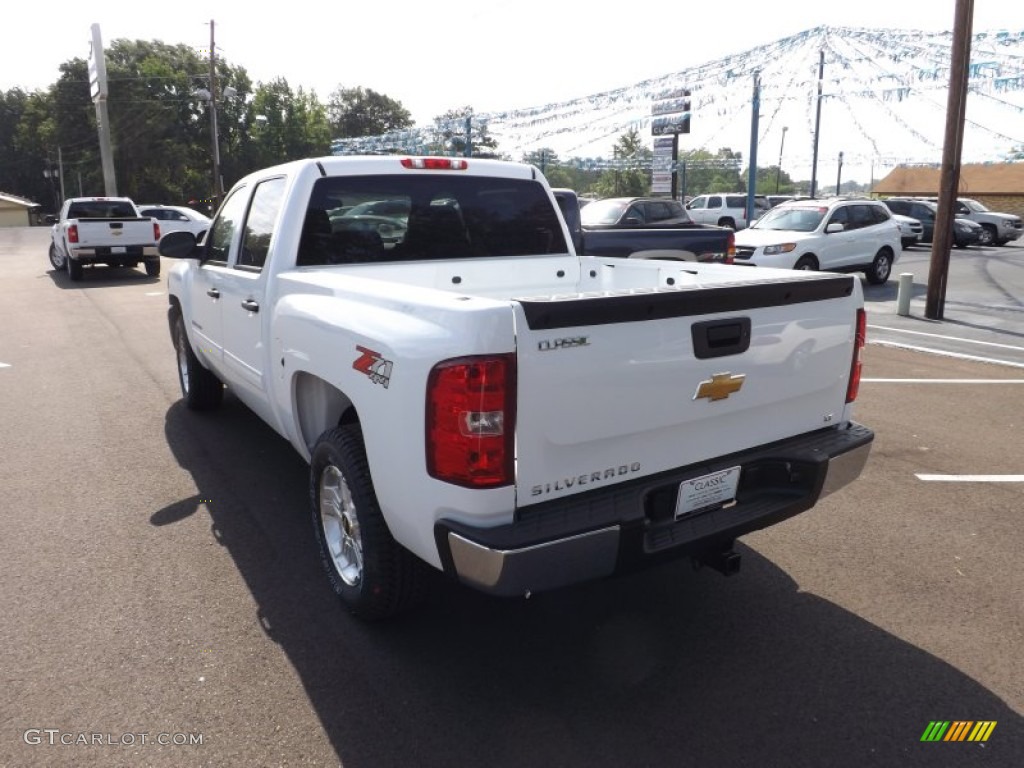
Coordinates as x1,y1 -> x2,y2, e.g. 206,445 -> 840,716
45,264 -> 161,289
159,398 -> 1022,768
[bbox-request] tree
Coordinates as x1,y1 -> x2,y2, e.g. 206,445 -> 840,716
592,128 -> 652,197
246,78 -> 331,171
677,147 -> 743,197
327,86 -> 412,138
743,165 -> 795,195
432,106 -> 500,158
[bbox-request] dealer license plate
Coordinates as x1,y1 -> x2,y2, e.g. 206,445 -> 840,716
674,466 -> 741,518
111,246 -> 126,254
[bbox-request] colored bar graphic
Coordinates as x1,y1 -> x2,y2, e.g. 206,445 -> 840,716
945,721 -> 972,741
921,721 -> 950,741
921,721 -> 996,742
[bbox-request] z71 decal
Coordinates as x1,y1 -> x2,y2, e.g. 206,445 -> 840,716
353,346 -> 393,389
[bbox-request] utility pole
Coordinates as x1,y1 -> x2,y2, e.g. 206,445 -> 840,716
746,72 -> 760,225
835,151 -> 844,195
810,49 -> 824,198
208,20 -> 222,212
775,126 -> 787,194
926,0 -> 974,320
89,24 -> 117,196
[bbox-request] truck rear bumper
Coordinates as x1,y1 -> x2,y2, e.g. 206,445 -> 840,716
435,422 -> 873,597
71,246 -> 158,262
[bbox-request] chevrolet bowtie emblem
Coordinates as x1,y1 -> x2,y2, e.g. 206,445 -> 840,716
694,373 -> 746,401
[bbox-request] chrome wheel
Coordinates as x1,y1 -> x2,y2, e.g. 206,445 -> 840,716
48,244 -> 65,270
176,323 -> 191,394
319,465 -> 363,587
977,225 -> 995,247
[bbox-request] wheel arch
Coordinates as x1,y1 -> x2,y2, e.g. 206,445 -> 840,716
293,371 -> 357,455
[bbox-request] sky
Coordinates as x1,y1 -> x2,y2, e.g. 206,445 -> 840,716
4,1 -> 1023,132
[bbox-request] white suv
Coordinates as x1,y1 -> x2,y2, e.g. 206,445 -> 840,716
686,193 -> 770,229
733,198 -> 902,284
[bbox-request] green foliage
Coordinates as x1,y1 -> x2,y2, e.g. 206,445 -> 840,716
676,147 -> 744,197
432,106 -> 501,158
0,39 -> 333,211
328,87 -> 412,138
592,128 -> 652,197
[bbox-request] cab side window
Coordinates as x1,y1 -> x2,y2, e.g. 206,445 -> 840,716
205,188 -> 248,264
237,178 -> 285,270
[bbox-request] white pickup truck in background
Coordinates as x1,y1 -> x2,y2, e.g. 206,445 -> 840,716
159,155 -> 874,620
48,196 -> 161,281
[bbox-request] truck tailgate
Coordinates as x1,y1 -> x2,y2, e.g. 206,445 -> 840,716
512,274 -> 859,505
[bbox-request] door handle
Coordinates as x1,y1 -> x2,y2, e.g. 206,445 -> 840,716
206,288 -> 220,298
241,299 -> 260,313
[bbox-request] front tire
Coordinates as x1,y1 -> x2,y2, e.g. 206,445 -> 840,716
171,310 -> 223,410
865,249 -> 894,285
977,225 -> 996,246
310,424 -> 426,620
794,255 -> 818,271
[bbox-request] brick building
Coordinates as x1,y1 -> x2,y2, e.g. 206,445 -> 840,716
872,162 -> 1024,217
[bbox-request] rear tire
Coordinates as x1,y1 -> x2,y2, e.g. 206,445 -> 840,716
171,310 -> 223,410
865,249 -> 894,285
310,424 -> 427,620
718,218 -> 736,230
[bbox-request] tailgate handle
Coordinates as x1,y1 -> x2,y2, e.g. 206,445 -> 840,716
692,318 -> 751,359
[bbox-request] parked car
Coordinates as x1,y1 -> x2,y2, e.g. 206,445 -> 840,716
892,213 -> 924,249
137,204 -> 212,241
880,198 -> 985,247
733,197 -> 902,284
579,197 -> 692,228
947,197 -> 1023,246
686,193 -> 770,229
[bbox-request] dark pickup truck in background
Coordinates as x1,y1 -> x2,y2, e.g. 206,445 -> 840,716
552,189 -> 734,263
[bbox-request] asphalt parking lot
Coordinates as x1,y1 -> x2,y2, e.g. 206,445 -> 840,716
1,227 -> 1021,768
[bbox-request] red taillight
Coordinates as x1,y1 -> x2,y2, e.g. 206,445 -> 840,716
153,222 -> 161,241
725,230 -> 735,264
426,354 -> 516,488
401,157 -> 468,170
68,224 -> 79,243
846,308 -> 867,403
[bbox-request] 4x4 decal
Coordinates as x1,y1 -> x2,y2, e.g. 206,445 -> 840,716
353,346 -> 393,389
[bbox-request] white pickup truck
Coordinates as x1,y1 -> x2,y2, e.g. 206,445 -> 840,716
48,196 -> 161,281
159,155 -> 874,619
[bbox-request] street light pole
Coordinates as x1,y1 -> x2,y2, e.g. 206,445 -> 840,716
775,126 -> 788,194
835,151 -> 844,195
208,20 -> 222,212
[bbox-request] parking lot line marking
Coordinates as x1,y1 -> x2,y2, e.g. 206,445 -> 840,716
0,362 -> 10,369
866,340 -> 1024,369
916,474 -> 1024,482
868,325 -> 1024,352
863,378 -> 1024,383
145,291 -> 164,296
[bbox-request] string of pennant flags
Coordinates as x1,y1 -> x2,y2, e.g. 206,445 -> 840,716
332,26 -> 1024,171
